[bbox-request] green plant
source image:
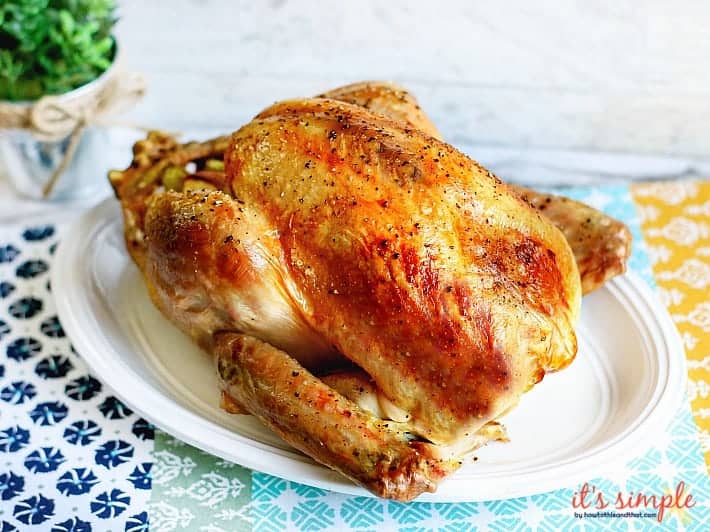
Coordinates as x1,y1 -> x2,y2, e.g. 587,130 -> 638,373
0,0 -> 117,101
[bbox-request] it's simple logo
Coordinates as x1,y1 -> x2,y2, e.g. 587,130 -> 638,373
570,481 -> 696,523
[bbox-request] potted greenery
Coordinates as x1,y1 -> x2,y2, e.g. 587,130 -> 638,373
0,0 -> 143,199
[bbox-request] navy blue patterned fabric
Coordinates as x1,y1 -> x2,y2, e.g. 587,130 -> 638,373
0,223 -> 152,530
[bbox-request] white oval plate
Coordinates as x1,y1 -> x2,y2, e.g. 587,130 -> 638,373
53,198 -> 686,502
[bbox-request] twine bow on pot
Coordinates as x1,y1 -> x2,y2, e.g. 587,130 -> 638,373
0,69 -> 145,197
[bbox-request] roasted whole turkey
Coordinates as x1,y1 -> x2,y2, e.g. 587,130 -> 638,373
110,82 -> 630,500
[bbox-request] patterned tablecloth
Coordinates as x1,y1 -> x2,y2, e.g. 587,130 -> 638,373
0,180 -> 708,531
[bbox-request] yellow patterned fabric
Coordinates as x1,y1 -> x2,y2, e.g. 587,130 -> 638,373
632,180 -> 710,469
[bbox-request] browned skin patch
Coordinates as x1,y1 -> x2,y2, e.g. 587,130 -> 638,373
510,185 -> 632,294
220,390 -> 247,414
146,196 -> 250,293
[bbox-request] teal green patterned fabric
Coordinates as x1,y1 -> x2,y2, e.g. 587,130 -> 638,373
0,223 -> 153,531
150,431 -> 252,530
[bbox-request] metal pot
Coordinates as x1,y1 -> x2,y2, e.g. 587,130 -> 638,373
0,41 -> 136,201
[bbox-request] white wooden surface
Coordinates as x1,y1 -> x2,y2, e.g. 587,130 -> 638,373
115,0 -> 709,163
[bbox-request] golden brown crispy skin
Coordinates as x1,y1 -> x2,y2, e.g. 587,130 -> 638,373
225,98 -> 580,444
322,81 -> 631,294
111,92 -> 585,500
